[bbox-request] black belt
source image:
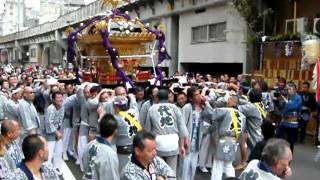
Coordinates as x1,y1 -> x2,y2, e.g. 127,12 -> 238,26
117,145 -> 132,154
84,173 -> 92,179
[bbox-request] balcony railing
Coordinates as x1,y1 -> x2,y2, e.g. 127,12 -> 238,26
0,0 -> 103,43
0,0 -> 224,44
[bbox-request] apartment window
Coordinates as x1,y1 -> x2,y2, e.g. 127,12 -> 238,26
191,22 -> 227,43
30,48 -> 36,58
209,22 -> 226,41
192,25 -> 207,43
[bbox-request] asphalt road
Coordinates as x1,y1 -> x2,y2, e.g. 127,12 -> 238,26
64,136 -> 320,180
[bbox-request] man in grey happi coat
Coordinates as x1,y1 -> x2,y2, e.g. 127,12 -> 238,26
0,89 -> 9,121
139,86 -> 158,126
103,86 -> 138,116
237,88 -> 264,150
121,131 -> 175,180
0,155 -> 14,179
1,120 -> 23,170
18,86 -> 40,136
76,82 -> 92,170
145,88 -> 189,175
201,95 -> 246,180
4,87 -> 22,121
44,90 -> 77,171
11,134 -> 60,180
86,86 -> 110,141
62,83 -> 75,161
113,96 -> 140,172
179,87 -> 213,179
83,114 -> 120,180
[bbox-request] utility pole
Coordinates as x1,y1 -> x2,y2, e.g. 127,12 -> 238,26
18,0 -> 20,32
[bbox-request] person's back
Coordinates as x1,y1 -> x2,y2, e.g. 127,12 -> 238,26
238,89 -> 265,150
82,114 -> 120,180
83,137 -> 119,180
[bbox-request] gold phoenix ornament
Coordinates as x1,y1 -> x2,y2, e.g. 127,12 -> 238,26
101,0 -> 131,9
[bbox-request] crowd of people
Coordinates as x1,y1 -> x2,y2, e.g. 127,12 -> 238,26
0,64 -> 318,180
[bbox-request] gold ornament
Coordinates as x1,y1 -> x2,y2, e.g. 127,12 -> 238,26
95,20 -> 108,31
101,0 -> 131,9
65,26 -> 75,35
157,17 -> 167,33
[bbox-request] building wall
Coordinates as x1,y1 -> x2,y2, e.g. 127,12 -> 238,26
0,0 -> 25,36
28,44 -> 38,63
178,4 -> 247,72
276,0 -> 320,34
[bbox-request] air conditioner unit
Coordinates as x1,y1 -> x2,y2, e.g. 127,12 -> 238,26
285,17 -> 308,34
313,18 -> 320,34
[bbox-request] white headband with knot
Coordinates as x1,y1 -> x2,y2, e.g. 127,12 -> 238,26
12,88 -> 22,94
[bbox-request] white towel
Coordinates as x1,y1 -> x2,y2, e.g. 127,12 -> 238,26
156,134 -> 179,152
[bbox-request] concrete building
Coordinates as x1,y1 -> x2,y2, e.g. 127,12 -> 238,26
39,0 -> 86,24
0,0 -> 249,76
0,0 -> 25,36
177,4 -> 247,75
24,6 -> 39,28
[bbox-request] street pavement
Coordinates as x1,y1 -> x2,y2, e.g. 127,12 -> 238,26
63,136 -> 320,180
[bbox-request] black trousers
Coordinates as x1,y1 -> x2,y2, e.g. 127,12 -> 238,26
298,119 -> 308,143
276,125 -> 298,152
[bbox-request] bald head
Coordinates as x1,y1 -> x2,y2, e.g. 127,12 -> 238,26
1,120 -> 20,138
23,86 -> 35,101
115,86 -> 126,96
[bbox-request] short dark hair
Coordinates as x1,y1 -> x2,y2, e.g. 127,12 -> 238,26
278,77 -> 286,84
186,86 -> 199,100
146,86 -> 158,99
249,88 -> 262,103
0,79 -> 8,86
133,130 -> 156,150
134,86 -> 144,94
90,85 -> 102,94
99,114 -> 118,138
22,134 -> 45,161
51,91 -> 63,100
287,81 -> 296,89
177,92 -> 186,97
1,120 -> 17,136
157,89 -> 169,101
240,81 -> 250,94
0,79 -> 4,87
8,75 -> 17,80
302,81 -> 310,87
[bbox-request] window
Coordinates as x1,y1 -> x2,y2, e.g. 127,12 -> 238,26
30,48 -> 36,58
192,25 -> 207,43
209,22 -> 226,41
191,22 -> 227,43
